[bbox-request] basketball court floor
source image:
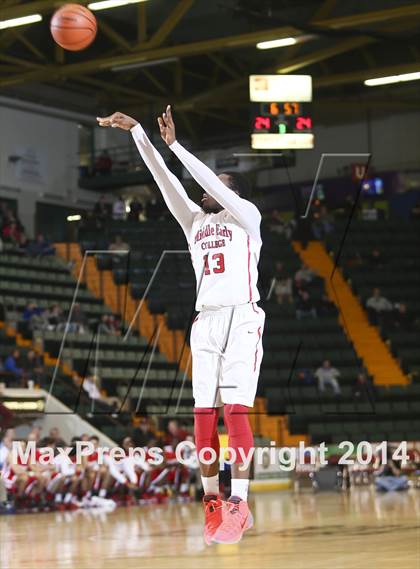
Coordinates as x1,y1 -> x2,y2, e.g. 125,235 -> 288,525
1,489 -> 419,569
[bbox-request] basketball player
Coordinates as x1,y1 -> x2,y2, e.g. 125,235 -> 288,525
97,106 -> 264,545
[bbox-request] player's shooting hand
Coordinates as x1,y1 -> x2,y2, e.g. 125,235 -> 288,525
96,112 -> 138,131
158,105 -> 176,145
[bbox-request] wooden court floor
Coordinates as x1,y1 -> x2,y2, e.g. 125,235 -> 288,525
1,489 -> 419,569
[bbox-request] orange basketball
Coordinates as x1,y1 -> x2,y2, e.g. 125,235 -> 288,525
50,4 -> 97,51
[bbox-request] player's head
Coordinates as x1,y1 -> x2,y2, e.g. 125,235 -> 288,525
201,171 -> 252,213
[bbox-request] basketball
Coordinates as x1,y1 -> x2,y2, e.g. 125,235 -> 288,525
50,4 -> 97,51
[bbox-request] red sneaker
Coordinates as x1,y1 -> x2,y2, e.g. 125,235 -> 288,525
203,494 -> 224,545
212,496 -> 253,544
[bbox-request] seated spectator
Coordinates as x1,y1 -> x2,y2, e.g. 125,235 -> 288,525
275,276 -> 293,304
312,205 -> 334,239
127,198 -> 143,222
112,197 -> 126,221
98,314 -> 114,335
27,234 -> 55,257
366,287 -> 393,326
375,447 -> 409,492
23,350 -> 46,387
23,302 -> 46,331
82,374 -> 102,401
164,419 -> 188,447
145,198 -> 162,221
296,368 -> 315,386
366,248 -> 385,269
315,360 -> 341,395
2,221 -> 22,246
44,304 -> 65,330
81,373 -> 121,411
296,290 -> 317,320
132,418 -> 156,448
294,263 -> 316,285
108,235 -> 130,252
68,303 -> 89,334
353,371 -> 376,401
389,302 -> 413,332
4,349 -> 24,385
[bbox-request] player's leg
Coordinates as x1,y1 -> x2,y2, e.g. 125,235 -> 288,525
213,303 -> 265,545
190,311 -> 225,544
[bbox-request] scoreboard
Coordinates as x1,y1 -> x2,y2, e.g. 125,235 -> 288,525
249,75 -> 314,150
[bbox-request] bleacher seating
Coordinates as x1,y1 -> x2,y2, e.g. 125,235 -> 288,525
325,219 -> 420,378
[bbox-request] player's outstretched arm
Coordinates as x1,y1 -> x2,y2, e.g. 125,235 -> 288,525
159,106 -> 261,244
97,112 -> 200,238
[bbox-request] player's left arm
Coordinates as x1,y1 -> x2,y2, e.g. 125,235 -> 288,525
160,105 -> 262,243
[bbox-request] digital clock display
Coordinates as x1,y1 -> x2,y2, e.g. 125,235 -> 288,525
249,74 -> 314,150
251,101 -> 314,149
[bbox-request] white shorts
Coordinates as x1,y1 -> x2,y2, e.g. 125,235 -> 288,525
190,302 -> 265,408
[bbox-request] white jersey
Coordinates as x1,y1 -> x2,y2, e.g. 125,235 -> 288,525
131,125 -> 261,310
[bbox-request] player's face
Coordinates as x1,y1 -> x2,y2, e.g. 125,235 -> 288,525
201,174 -> 234,213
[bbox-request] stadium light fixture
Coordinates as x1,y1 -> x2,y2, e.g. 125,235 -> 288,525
256,37 -> 297,50
0,14 -> 42,30
88,0 -> 148,11
364,71 -> 420,86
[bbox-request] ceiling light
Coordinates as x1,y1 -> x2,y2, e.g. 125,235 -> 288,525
364,71 -> 420,87
67,215 -> 81,222
88,0 -> 148,11
0,14 -> 42,30
256,37 -> 297,50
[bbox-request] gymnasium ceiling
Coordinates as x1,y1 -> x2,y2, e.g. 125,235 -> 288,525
1,0 -> 420,143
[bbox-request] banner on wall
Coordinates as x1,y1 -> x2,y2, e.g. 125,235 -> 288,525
14,147 -> 46,185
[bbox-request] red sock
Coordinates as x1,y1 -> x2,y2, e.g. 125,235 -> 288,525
223,404 -> 254,464
194,407 -> 220,462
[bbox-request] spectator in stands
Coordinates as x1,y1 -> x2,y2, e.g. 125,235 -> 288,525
164,419 -> 188,447
82,374 -> 102,401
389,302 -> 414,332
374,446 -> 409,492
366,287 -> 393,326
98,314 -> 114,335
296,368 -> 315,386
4,349 -> 24,385
23,350 -> 46,387
132,418 -> 156,448
295,290 -> 317,320
312,205 -> 334,240
352,371 -> 376,401
295,263 -> 316,285
28,234 -> 55,257
274,276 -> 293,305
112,196 -> 126,220
127,198 -> 143,222
315,360 -> 341,395
108,234 -> 130,252
68,303 -> 89,334
94,150 -> 112,175
366,248 -> 386,269
145,198 -> 162,221
49,427 -> 67,447
93,195 -> 110,224
23,302 -> 46,332
2,221 -> 22,246
44,304 -> 65,331
267,210 -> 295,239
317,293 -> 336,317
